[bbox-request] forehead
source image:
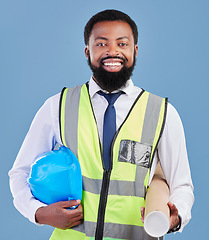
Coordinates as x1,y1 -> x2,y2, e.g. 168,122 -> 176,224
89,21 -> 134,42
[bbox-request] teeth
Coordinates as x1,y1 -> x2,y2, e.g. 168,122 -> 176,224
104,62 -> 121,66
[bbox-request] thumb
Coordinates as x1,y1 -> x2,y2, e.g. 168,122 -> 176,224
60,200 -> 81,208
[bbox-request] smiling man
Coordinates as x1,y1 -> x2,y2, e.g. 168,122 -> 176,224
9,9 -> 194,240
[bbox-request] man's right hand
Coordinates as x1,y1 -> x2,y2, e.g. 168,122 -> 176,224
35,200 -> 83,230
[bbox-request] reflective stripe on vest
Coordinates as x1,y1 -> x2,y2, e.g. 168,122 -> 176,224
52,84 -> 167,240
51,222 -> 164,240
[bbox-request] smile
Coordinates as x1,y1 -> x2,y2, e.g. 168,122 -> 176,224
102,61 -> 123,72
100,57 -> 125,72
103,62 -> 122,66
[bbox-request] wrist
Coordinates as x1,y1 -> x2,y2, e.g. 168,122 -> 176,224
35,206 -> 46,224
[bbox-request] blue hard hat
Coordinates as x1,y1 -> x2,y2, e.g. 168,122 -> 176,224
28,146 -> 82,205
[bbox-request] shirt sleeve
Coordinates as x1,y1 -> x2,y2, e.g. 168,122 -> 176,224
156,102 -> 194,232
8,93 -> 61,224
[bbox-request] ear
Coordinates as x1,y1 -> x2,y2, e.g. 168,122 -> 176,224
134,44 -> 138,58
85,46 -> 89,59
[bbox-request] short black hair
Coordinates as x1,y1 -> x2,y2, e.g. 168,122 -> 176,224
84,9 -> 138,45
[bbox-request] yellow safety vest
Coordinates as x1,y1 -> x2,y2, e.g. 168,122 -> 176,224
50,83 -> 167,240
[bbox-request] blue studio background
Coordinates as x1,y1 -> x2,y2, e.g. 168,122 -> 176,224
0,0 -> 208,239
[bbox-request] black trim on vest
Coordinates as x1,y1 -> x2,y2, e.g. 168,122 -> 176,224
150,97 -> 168,169
85,82 -> 105,170
59,87 -> 67,145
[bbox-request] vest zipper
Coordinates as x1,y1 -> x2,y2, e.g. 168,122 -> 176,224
95,169 -> 110,240
94,89 -> 145,239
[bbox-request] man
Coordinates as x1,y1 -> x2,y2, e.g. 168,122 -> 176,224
9,9 -> 194,240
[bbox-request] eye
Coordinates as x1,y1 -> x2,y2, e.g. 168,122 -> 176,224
96,42 -> 107,47
118,42 -> 128,47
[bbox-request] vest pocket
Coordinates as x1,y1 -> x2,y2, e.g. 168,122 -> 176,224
118,140 -> 152,168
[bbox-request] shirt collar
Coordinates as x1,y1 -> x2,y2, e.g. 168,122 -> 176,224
88,76 -> 134,99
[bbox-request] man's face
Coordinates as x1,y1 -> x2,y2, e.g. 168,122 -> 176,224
85,21 -> 138,91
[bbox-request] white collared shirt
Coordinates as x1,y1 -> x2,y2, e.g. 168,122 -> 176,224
9,77 -> 194,232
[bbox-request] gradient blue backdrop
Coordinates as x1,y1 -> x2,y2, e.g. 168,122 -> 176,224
1,0 -> 208,239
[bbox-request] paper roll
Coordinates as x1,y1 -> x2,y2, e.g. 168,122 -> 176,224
144,162 -> 170,237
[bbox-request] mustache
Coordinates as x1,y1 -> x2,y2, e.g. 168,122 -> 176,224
99,55 -> 128,65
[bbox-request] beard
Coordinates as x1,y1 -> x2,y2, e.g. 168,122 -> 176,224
87,53 -> 136,92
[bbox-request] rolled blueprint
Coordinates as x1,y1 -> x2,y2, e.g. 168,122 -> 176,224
144,162 -> 170,237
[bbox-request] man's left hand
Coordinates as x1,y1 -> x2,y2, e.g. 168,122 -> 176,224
140,201 -> 180,232
167,201 -> 179,230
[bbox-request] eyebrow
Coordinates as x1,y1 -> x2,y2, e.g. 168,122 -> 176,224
117,36 -> 130,41
95,37 -> 108,41
95,36 -> 130,41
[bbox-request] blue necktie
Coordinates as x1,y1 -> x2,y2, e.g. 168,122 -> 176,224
98,91 -> 123,170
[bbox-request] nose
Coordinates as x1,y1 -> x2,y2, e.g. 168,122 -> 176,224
106,43 -> 119,56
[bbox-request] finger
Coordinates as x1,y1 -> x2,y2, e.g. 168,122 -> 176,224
65,209 -> 84,228
167,202 -> 179,230
140,207 -> 145,223
59,219 -> 83,230
140,207 -> 145,217
65,203 -> 82,213
59,200 -> 81,208
66,215 -> 83,226
67,219 -> 83,229
65,204 -> 83,219
70,212 -> 84,223
169,216 -> 179,230
167,201 -> 176,210
167,202 -> 178,215
167,201 -> 174,210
